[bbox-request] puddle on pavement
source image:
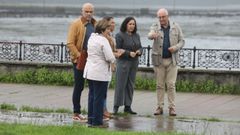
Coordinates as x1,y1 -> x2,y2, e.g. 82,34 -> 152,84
1,110 -> 240,135
0,110 -> 72,126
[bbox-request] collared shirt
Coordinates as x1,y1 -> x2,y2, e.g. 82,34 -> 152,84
162,25 -> 172,58
83,22 -> 95,50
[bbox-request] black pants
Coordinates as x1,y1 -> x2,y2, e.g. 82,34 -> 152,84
72,63 -> 85,114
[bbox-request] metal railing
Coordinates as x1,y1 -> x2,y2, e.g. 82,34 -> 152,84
0,41 -> 240,70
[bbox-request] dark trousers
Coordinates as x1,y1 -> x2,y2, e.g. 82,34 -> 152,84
88,80 -> 108,126
114,59 -> 138,107
72,63 -> 85,114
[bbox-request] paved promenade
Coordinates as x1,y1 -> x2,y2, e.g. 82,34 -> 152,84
1,83 -> 240,121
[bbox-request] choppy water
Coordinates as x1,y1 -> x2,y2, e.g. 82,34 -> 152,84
1,14 -> 240,49
1,0 -> 240,10
1,0 -> 240,49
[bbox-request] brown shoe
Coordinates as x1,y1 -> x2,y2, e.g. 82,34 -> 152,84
154,107 -> 163,115
103,116 -> 110,121
103,110 -> 112,118
169,108 -> 177,116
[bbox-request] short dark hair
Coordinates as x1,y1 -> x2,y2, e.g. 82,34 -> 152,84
95,19 -> 110,34
120,16 -> 137,33
103,16 -> 113,21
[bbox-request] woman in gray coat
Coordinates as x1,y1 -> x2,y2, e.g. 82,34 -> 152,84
113,17 -> 142,115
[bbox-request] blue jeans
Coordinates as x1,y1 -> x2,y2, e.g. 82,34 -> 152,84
72,63 -> 85,114
103,92 -> 107,111
88,80 -> 108,126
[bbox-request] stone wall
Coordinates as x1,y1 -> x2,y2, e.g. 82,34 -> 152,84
137,67 -> 240,86
1,62 -> 240,87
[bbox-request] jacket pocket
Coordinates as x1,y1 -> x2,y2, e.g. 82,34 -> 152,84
170,33 -> 178,45
152,54 -> 160,66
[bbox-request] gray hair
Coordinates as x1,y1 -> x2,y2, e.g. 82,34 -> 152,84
157,8 -> 168,16
82,3 -> 94,11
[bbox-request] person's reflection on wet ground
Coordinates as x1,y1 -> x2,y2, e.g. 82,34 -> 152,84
154,116 -> 174,132
110,115 -> 133,130
108,115 -> 175,132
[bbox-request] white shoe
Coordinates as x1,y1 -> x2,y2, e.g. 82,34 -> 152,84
72,114 -> 87,123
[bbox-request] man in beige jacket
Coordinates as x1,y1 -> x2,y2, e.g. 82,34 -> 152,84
148,8 -> 184,116
67,3 -> 96,122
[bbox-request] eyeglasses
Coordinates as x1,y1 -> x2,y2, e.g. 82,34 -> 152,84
84,10 -> 93,14
157,16 -> 167,19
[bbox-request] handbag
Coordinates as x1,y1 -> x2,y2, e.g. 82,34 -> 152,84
76,50 -> 88,70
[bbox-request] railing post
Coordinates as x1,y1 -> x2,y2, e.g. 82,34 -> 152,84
192,46 -> 196,69
19,41 -> 22,61
147,45 -> 151,67
60,42 -> 64,63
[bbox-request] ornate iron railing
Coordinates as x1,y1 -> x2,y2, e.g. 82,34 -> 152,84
0,41 -> 240,70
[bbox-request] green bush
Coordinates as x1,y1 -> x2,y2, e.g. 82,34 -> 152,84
134,77 -> 156,90
176,80 -> 239,94
0,103 -> 17,111
15,70 -> 37,84
0,68 -> 239,95
34,68 -> 73,85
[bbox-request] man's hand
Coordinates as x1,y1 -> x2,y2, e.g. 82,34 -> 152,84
149,32 -> 159,40
168,47 -> 175,53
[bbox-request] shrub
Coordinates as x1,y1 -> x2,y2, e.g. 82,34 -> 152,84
0,68 -> 239,95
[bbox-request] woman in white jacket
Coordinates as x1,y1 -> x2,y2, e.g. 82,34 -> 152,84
83,19 -> 115,128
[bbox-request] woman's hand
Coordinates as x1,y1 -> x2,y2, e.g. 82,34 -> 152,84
110,63 -> 116,72
135,50 -> 141,56
130,51 -> 137,58
114,49 -> 125,58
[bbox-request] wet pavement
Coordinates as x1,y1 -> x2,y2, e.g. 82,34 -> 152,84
1,83 -> 240,134
1,110 -> 240,135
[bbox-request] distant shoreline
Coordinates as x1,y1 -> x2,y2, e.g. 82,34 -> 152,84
0,5 -> 240,18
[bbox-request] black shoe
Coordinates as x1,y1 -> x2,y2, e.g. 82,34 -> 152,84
124,107 -> 137,115
113,106 -> 119,115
